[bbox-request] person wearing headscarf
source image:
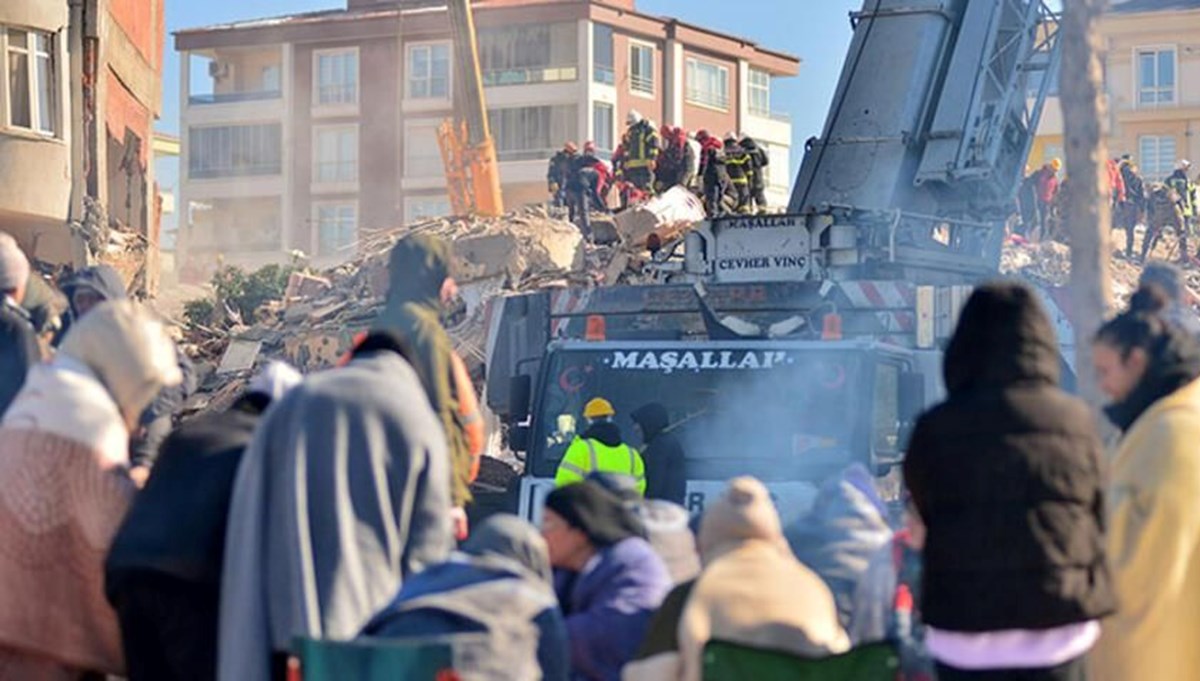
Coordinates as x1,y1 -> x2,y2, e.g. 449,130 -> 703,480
375,235 -> 484,534
623,477 -> 850,681
58,264 -> 197,481
218,331 -> 454,681
541,481 -> 671,681
588,471 -> 700,585
362,514 -> 569,681
1089,285 -> 1200,681
786,464 -> 893,628
106,361 -> 303,681
0,232 -> 39,418
0,300 -> 182,680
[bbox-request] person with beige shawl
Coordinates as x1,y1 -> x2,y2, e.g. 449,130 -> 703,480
0,300 -> 181,680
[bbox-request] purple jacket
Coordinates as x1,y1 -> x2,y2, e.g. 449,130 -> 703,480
557,537 -> 671,681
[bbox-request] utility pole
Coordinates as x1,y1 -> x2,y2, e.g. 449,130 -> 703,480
1060,0 -> 1113,408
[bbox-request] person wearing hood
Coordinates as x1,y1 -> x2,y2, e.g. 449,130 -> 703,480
622,477 -> 850,681
375,235 -> 484,536
556,397 -> 646,496
630,403 -> 686,505
541,480 -> 670,681
904,282 -> 1115,681
106,361 -> 303,681
1138,260 -> 1200,338
0,232 -> 39,418
362,514 -> 569,681
60,264 -> 197,481
218,331 -> 454,681
0,300 -> 182,679
1088,285 -> 1200,681
588,471 -> 700,585
786,464 -> 893,629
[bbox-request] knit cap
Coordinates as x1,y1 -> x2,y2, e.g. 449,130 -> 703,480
697,476 -> 785,563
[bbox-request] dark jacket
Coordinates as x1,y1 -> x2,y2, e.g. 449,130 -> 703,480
557,537 -> 671,681
700,142 -> 728,187
741,137 -> 769,188
548,151 -> 576,190
631,404 -> 686,505
902,282 -> 1116,632
723,141 -> 750,183
1121,162 -> 1146,207
375,236 -> 473,505
0,298 -> 39,418
363,515 -> 569,681
106,396 -> 268,595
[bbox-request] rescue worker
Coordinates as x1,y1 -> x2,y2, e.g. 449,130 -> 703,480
723,134 -> 752,214
1118,156 -> 1147,258
555,397 -> 646,496
655,126 -> 694,193
547,142 -> 578,208
566,141 -> 611,240
1034,159 -> 1061,237
1166,160 -> 1197,263
740,135 -> 770,213
619,110 -> 660,195
697,130 -> 730,217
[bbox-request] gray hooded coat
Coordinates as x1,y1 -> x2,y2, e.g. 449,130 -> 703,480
218,342 -> 453,681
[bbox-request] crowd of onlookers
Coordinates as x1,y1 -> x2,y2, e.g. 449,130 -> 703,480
1017,154 -> 1200,266
3,217 -> 1200,681
546,109 -> 771,238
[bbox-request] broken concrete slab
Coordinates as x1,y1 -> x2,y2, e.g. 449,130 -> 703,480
217,339 -> 262,375
614,186 -> 706,246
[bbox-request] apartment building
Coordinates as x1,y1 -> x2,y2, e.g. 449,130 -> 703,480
1032,0 -> 1200,181
0,0 -> 165,288
173,0 -> 800,282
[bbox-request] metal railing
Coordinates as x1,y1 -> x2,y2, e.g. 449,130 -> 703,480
748,107 -> 791,122
593,65 -> 615,85
630,74 -> 654,94
482,64 -> 578,87
686,89 -> 729,111
188,90 -> 282,105
188,162 -> 282,179
316,84 -> 357,106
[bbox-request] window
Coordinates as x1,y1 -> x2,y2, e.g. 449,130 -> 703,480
405,196 -> 452,223
630,43 -> 654,95
188,124 -> 282,179
479,24 -> 576,85
405,123 -> 443,177
1137,48 -> 1175,106
765,143 -> 790,188
315,203 -> 357,257
749,68 -> 770,117
6,28 -> 58,135
314,126 -> 358,184
488,105 -> 577,161
686,58 -> 729,110
408,43 -> 451,100
261,65 -> 281,93
314,49 -> 358,106
593,24 -> 614,85
593,102 -> 614,153
1139,135 -> 1177,181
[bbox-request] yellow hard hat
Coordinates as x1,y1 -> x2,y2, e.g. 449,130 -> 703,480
1050,158 -> 1062,172
584,397 -> 615,419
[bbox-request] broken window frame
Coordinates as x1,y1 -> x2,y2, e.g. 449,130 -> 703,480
3,26 -> 58,137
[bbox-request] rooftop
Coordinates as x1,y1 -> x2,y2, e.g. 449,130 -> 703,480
1109,0 -> 1200,14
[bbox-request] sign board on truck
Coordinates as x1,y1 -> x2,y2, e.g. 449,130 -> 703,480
710,215 -> 812,283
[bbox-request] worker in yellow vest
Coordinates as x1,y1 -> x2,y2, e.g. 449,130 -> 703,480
555,397 -> 646,495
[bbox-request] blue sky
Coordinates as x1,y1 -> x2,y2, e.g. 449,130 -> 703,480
158,0 -> 862,224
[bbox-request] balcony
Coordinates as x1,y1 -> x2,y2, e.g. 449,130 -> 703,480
749,107 -> 791,123
594,65 -> 615,86
189,90 -> 281,106
482,65 -> 578,87
630,74 -> 654,96
687,89 -> 729,112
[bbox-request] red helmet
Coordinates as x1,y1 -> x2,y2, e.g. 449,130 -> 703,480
696,129 -> 710,142
583,140 -> 597,154
564,141 -> 578,153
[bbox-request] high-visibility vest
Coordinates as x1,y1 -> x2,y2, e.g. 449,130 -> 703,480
555,437 -> 646,495
622,125 -> 659,169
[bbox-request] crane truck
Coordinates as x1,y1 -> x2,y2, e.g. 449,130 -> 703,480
483,0 -> 1069,525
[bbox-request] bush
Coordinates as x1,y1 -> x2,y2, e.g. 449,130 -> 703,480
185,261 -> 301,328
183,298 -> 218,328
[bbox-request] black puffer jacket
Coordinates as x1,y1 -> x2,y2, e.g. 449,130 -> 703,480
903,282 -> 1116,632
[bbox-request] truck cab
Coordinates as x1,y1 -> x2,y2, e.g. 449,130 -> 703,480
503,338 -> 935,526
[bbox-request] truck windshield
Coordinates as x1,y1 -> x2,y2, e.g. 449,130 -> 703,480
533,347 -> 863,481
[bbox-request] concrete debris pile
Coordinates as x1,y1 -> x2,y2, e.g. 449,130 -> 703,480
70,196 -> 151,295
181,205 -> 655,416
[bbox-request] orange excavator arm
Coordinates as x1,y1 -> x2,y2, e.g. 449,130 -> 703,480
438,0 -> 504,218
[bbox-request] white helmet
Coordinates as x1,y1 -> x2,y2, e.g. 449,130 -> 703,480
626,110 -> 643,125
1182,159 -> 1193,169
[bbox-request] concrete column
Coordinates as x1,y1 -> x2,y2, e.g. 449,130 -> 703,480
579,18 -> 591,144
665,38 -> 683,127
177,50 -> 191,262
281,42 -> 295,254
737,58 -> 750,136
